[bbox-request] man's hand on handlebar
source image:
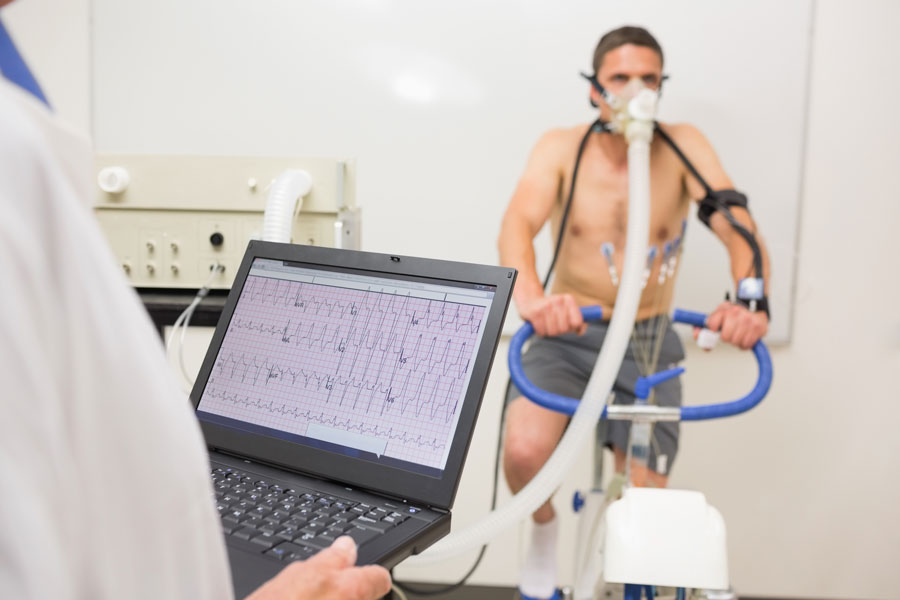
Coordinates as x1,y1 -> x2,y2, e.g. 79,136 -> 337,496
704,301 -> 768,350
518,294 -> 587,337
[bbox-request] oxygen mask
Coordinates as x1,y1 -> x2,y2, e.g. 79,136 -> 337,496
581,72 -> 661,139
604,78 -> 659,136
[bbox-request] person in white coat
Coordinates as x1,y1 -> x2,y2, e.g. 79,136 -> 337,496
0,6 -> 391,599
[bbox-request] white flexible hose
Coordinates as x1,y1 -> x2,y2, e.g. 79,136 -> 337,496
166,263 -> 224,389
262,169 -> 312,243
404,121 -> 654,566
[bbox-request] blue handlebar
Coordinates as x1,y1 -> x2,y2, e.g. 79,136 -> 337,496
671,309 -> 773,420
508,306 -> 605,417
508,306 -> 772,421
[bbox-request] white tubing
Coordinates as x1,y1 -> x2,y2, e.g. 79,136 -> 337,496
405,122 -> 654,566
165,263 -> 223,390
262,169 -> 313,243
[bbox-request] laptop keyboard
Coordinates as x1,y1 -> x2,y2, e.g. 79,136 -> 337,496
211,465 -> 415,562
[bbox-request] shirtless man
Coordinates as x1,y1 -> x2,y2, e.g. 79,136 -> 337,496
497,26 -> 770,600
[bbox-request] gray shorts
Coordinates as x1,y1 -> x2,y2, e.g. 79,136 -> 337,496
506,317 -> 685,476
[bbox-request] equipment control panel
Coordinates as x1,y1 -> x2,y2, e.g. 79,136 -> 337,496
93,155 -> 360,289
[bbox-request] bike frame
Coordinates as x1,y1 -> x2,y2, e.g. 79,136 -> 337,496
508,307 -> 773,599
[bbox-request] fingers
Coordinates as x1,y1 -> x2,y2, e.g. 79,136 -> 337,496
520,297 -> 549,337
310,536 -> 357,570
529,312 -> 548,337
719,308 -> 738,342
705,301 -> 731,333
739,312 -> 768,349
338,565 -> 392,600
729,313 -> 752,349
714,304 -> 768,350
536,295 -> 584,337
521,294 -> 589,337
251,539 -> 387,600
549,298 -> 568,336
563,294 -> 585,335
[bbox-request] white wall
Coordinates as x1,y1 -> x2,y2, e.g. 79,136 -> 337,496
668,3 -> 900,596
6,0 -> 900,597
1,0 -> 91,134
89,0 -> 810,343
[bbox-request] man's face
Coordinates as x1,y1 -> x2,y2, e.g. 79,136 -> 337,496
592,43 -> 663,120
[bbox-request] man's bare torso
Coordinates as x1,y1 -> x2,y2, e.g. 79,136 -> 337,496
548,122 -> 693,321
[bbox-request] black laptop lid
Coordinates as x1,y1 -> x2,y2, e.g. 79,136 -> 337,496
191,241 -> 515,510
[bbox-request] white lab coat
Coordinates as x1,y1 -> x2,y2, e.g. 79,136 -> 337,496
0,79 -> 233,598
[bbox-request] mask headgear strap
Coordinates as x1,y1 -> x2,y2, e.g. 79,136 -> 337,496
658,74 -> 670,98
580,71 -> 609,108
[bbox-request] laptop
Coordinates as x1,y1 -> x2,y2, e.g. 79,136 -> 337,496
189,240 -> 515,596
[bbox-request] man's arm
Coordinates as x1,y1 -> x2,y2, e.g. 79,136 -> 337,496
498,129 -> 585,337
671,124 -> 771,349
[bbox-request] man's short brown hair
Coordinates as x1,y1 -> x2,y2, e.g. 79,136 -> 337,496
592,26 -> 664,72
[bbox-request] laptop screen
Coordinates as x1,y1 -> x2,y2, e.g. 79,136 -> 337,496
196,257 -> 496,479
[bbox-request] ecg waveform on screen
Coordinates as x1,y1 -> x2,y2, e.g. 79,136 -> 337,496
227,319 -> 474,380
203,388 -> 446,451
241,277 -> 483,334
198,274 -> 487,469
211,350 -> 467,423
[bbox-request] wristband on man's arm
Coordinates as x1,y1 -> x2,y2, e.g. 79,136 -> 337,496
736,295 -> 770,320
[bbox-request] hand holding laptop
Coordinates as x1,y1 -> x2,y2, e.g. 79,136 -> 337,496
247,536 -> 391,600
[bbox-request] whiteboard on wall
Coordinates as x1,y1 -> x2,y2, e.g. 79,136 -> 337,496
92,0 -> 811,343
